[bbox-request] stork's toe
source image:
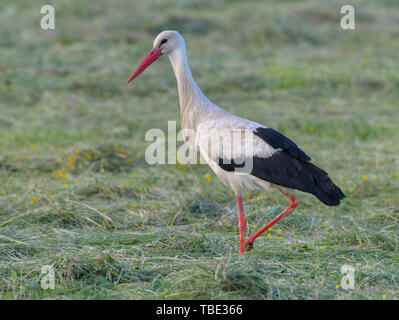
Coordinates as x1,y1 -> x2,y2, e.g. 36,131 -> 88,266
244,239 -> 254,251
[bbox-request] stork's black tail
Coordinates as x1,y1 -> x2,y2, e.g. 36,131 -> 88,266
296,161 -> 345,206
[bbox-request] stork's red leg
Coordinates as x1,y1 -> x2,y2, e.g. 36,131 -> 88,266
236,195 -> 247,255
245,190 -> 298,251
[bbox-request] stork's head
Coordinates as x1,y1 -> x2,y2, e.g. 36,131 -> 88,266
127,30 -> 184,83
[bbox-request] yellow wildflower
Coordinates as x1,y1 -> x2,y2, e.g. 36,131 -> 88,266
335,285 -> 340,289
363,175 -> 367,181
205,174 -> 211,181
67,160 -> 75,170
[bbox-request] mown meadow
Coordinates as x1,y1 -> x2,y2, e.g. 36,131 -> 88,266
0,0 -> 398,299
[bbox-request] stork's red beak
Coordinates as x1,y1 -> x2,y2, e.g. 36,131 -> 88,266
126,48 -> 163,83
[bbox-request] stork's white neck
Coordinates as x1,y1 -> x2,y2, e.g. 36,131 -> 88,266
168,45 -> 210,131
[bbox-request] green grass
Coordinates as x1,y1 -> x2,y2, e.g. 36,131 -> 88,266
0,0 -> 398,299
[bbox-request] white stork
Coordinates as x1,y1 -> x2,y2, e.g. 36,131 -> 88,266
127,31 -> 345,254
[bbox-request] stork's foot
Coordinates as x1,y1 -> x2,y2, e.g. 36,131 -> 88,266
244,238 -> 254,251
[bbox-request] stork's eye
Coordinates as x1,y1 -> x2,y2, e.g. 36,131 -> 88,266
160,39 -> 168,45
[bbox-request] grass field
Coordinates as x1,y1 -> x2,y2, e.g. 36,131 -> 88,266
0,0 -> 398,299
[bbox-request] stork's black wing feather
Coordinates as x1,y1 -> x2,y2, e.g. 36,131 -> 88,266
253,127 -> 311,162
218,127 -> 345,206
